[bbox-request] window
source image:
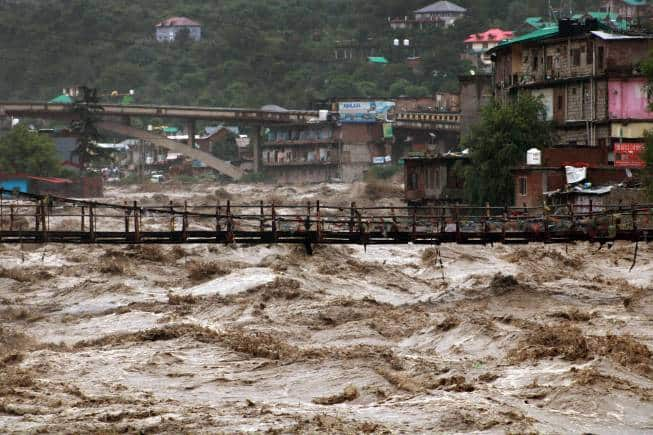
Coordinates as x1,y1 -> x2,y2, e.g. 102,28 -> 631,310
532,52 -> 539,71
586,41 -> 593,64
571,49 -> 581,67
408,172 -> 418,190
427,167 -> 440,189
519,177 -> 528,196
557,95 -> 563,111
597,46 -> 605,70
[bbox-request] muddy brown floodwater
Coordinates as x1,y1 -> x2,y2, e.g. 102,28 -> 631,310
1,182 -> 653,434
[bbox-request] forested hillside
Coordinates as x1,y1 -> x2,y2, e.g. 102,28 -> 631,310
0,0 -> 602,108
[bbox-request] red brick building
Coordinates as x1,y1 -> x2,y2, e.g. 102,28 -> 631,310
404,154 -> 469,205
512,146 -> 638,208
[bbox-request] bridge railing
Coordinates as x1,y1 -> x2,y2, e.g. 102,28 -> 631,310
1,189 -> 652,245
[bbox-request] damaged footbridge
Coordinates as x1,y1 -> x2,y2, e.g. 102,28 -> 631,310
1,190 -> 652,254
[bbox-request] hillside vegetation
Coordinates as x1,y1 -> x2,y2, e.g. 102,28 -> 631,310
0,0 -> 601,108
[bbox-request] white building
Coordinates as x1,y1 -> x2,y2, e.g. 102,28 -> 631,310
155,17 -> 201,42
413,1 -> 466,28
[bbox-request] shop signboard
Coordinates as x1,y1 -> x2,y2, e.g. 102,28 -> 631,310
614,143 -> 645,168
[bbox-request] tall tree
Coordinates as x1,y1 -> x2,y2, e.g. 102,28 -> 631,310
461,95 -> 553,205
71,86 -> 109,173
0,125 -> 62,176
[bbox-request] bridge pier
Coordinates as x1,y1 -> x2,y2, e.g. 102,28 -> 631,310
187,120 -> 196,148
252,125 -> 262,173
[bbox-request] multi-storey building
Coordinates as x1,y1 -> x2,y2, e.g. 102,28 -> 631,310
261,123 -> 341,183
601,0 -> 652,22
463,28 -> 514,71
490,17 -> 653,162
390,1 -> 466,30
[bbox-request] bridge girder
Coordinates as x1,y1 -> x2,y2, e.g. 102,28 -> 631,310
97,121 -> 244,180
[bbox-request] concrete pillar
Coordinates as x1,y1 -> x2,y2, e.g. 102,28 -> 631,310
187,119 -> 196,148
252,125 -> 262,173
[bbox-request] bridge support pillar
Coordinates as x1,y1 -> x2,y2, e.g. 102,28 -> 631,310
187,120 -> 196,149
252,125 -> 262,173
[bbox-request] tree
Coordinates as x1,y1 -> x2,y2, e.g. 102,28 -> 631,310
389,79 -> 411,97
0,125 -> 62,176
461,95 -> 553,205
71,86 -> 113,173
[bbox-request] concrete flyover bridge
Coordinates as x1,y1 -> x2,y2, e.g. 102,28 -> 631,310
96,121 -> 245,180
0,101 -> 325,179
0,102 -> 321,124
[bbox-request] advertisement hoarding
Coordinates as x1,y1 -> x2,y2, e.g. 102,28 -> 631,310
338,101 -> 395,123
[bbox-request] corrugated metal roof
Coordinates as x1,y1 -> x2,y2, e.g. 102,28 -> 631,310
591,30 -> 652,40
492,25 -> 559,50
368,56 -> 389,64
49,94 -> 74,104
156,17 -> 200,27
465,28 -> 514,43
414,1 -> 466,14
0,173 -> 73,184
623,0 -> 647,6
525,17 -> 555,29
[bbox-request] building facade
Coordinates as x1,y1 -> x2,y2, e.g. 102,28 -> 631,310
512,146 -> 638,208
459,73 -> 493,135
414,1 -> 466,28
261,123 -> 341,183
490,18 -> 653,163
601,0 -> 652,22
155,17 -> 201,42
390,1 -> 466,29
463,28 -> 514,70
404,154 -> 468,205
339,123 -> 389,183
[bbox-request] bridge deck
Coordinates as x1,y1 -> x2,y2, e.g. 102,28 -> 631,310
1,190 -> 651,248
0,102 -> 321,124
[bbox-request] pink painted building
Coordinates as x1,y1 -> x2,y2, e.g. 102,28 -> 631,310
608,77 -> 653,120
608,77 -> 653,166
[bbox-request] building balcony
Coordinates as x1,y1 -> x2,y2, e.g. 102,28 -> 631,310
262,139 -> 338,147
263,159 -> 339,167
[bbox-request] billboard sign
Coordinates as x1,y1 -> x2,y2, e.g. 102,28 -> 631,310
614,143 -> 645,168
338,101 -> 395,123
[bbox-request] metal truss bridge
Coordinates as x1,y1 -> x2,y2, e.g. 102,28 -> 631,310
1,190 -> 651,253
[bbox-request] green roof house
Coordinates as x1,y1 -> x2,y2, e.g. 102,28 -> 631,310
368,56 -> 389,64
